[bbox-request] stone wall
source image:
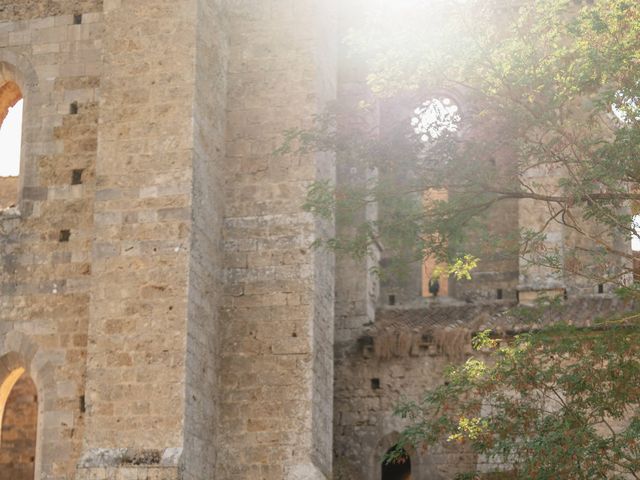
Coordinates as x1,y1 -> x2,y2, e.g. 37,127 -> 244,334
0,1 -> 102,22
0,4 -> 102,478
81,0 -> 197,456
3,2 -> 631,480
1,0 -> 339,478
331,4 -> 493,476
0,177 -> 18,209
334,340 -> 478,480
181,0 -> 228,479
0,0 -> 224,478
373,94 -> 521,307
334,0 -> 381,345
333,296 -> 636,479
217,1 -> 336,478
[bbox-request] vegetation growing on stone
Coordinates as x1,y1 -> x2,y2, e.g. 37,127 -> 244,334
284,0 -> 640,477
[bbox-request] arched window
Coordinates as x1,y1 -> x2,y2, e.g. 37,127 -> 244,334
0,79 -> 23,210
378,94 -> 463,305
0,368 -> 37,480
381,446 -> 412,480
413,96 -> 461,298
422,188 -> 450,298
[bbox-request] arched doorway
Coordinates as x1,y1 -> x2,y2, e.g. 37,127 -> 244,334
382,446 -> 412,480
0,368 -> 38,480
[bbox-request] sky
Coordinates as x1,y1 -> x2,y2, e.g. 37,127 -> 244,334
0,99 -> 23,177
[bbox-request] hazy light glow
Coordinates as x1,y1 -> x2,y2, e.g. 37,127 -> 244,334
0,99 -> 23,177
412,97 -> 460,141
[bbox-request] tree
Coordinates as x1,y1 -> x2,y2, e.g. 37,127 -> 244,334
279,0 -> 640,477
392,322 -> 640,479
282,0 -> 640,288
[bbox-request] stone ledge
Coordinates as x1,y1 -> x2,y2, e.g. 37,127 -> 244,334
346,296 -> 640,360
77,448 -> 182,468
374,296 -> 635,332
0,206 -> 20,219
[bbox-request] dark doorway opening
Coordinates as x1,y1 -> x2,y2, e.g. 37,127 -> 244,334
382,446 -> 411,480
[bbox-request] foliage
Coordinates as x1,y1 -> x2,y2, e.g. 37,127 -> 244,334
285,0 -> 640,291
389,320 -> 640,479
281,0 -> 640,477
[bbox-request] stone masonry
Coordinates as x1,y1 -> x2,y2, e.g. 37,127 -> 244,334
0,1 -> 634,480
0,1 -> 335,479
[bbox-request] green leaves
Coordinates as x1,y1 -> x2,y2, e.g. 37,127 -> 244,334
303,180 -> 335,220
319,1 -> 640,477
448,255 -> 480,280
286,0 -> 640,297
392,323 -> 640,478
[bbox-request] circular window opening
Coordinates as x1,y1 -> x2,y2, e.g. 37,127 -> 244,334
411,97 -> 460,142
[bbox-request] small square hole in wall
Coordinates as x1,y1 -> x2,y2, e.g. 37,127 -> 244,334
59,229 -> 71,242
71,169 -> 84,185
371,378 -> 381,390
73,13 -> 83,24
496,288 -> 503,300
70,101 -> 79,115
598,284 -> 604,294
388,294 -> 396,306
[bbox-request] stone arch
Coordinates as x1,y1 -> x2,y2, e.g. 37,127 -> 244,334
377,87 -> 467,306
381,445 -> 411,480
373,432 -> 420,480
0,53 -> 37,211
0,80 -> 22,126
0,333 -> 54,480
0,364 -> 37,480
0,51 -> 39,95
377,83 -> 521,305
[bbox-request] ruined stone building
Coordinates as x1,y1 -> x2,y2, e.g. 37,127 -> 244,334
0,1 -> 634,480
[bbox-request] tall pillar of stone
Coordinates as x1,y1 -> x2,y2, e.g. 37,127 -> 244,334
78,0 -> 226,478
334,0 -> 380,345
332,2 -> 383,476
217,1 -> 337,478
518,167 -> 566,301
182,1 -> 228,479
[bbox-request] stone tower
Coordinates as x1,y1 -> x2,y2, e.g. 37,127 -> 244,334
0,1 -> 336,479
1,1 -> 633,480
